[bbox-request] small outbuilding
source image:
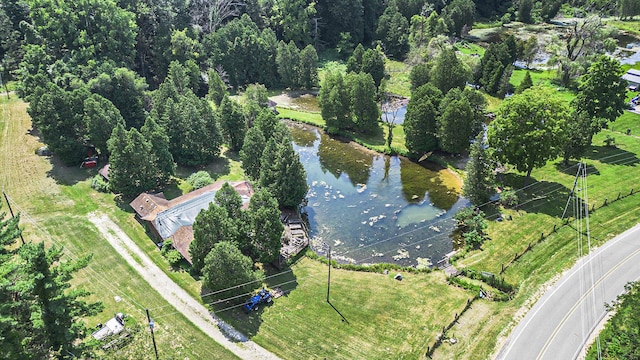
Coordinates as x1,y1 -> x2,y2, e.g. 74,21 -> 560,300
622,69 -> 640,89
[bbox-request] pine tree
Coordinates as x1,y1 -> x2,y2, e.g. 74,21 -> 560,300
207,68 -> 228,106
191,204 -> 239,274
517,71 -> 534,94
83,94 -> 125,157
259,133 -> 308,208
202,241 -> 263,298
463,133 -> 494,205
248,189 -> 283,264
218,95 -> 247,152
240,126 -> 267,180
404,83 -> 442,156
348,72 -> 380,134
107,124 -> 157,197
141,117 -> 175,185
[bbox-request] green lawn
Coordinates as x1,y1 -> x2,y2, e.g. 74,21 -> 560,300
0,97 -> 238,359
385,59 -> 412,97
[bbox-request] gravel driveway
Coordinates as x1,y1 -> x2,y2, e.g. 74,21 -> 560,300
88,212 -> 280,360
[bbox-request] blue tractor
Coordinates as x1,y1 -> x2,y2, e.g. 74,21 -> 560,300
243,288 -> 273,313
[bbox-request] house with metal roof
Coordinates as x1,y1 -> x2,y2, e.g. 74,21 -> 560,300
622,69 -> 640,89
130,180 -> 254,263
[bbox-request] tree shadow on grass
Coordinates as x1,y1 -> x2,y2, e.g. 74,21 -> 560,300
45,153 -> 95,186
499,173 -> 574,218
210,265 -> 299,339
584,144 -> 640,167
554,161 -> 600,177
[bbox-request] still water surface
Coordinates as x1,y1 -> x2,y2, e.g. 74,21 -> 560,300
289,122 -> 469,267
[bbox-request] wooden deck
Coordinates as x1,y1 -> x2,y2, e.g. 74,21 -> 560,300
280,210 -> 309,262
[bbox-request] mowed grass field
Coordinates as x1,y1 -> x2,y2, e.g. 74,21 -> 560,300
0,97 -> 239,359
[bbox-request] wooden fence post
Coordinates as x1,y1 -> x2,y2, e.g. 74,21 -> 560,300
604,198 -> 608,206
553,224 -> 556,232
631,188 -> 634,195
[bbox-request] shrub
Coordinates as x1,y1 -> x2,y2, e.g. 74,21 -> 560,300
161,239 -> 183,267
91,174 -> 110,193
499,190 -> 518,208
186,171 -> 213,190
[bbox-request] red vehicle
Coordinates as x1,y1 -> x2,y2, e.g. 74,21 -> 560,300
81,156 -> 98,168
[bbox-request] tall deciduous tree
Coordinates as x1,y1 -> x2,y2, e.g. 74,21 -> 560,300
488,87 -> 569,183
201,241 -> 263,299
404,83 -> 442,156
463,133 -> 494,205
248,189 -> 283,264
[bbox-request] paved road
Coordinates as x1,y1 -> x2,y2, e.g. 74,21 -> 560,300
497,223 -> 640,360
88,212 -> 280,360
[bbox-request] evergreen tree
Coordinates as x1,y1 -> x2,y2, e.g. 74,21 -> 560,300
207,68 -> 228,106
141,117 -> 175,185
318,71 -> 352,132
299,45 -> 319,89
463,133 -> 494,205
376,2 -> 410,59
254,108 -> 281,142
441,0 -> 476,36
248,189 -> 284,264
107,124 -> 157,197
517,71 -> 534,94
346,43 -> 365,73
430,46 -> 468,94
361,48 -> 385,88
259,135 -> 308,208
241,126 -> 267,180
437,88 -> 480,154
409,62 -> 432,90
348,72 -> 380,134
191,205 -> 239,274
83,94 -> 125,157
276,41 -> 302,89
404,83 -> 442,156
14,242 -> 103,358
202,241 -> 264,298
218,95 -> 247,152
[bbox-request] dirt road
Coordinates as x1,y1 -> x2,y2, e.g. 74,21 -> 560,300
88,212 -> 280,360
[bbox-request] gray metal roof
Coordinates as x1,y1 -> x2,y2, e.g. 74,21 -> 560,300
153,190 -> 250,239
623,72 -> 640,86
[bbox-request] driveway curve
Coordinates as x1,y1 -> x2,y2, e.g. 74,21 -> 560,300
496,223 -> 640,360
88,212 -> 280,360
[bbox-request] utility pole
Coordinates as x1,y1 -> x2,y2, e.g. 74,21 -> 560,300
3,191 -> 25,245
326,245 -> 331,302
146,309 -> 159,359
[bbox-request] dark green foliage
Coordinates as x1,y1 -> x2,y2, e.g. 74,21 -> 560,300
348,72 -> 380,134
186,171 -> 214,190
299,45 -> 319,89
1,238 -> 103,359
376,2 -> 410,59
463,134 -> 494,206
141,117 -> 176,185
207,69 -> 228,106
361,48 -> 385,88
561,112 -> 593,164
409,62 -> 431,90
248,189 -> 284,264
517,0 -> 534,23
516,71 -> 534,94
107,124 -> 158,197
441,0 -> 476,36
318,71 -> 352,132
316,0 -> 365,46
240,126 -> 267,180
437,88 -> 481,154
430,47 -> 468,94
27,83 -> 89,165
83,94 -> 126,157
259,133 -> 308,208
619,0 -> 640,19
346,44 -> 365,73
203,15 -> 279,88
477,42 -> 513,96
488,87 -> 569,181
191,204 -> 240,274
404,83 -> 442,156
276,41 -> 302,89
587,281 -> 640,359
161,240 -> 183,267
218,95 -> 247,152
25,0 -> 137,66
88,67 -> 149,130
202,241 -> 264,298
267,0 -> 315,45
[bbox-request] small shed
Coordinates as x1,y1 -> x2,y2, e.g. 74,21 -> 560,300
92,313 -> 125,341
98,163 -> 110,181
622,69 -> 640,88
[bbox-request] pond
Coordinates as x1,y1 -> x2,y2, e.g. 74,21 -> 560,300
289,122 -> 469,267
